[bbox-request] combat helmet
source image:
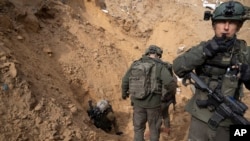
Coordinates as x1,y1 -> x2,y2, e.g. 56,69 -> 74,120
204,1 -> 250,22
212,1 -> 246,22
96,100 -> 110,113
145,45 -> 163,58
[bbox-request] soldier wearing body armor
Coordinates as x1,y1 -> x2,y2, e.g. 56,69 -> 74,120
87,99 -> 123,135
173,1 -> 250,141
122,45 -> 177,141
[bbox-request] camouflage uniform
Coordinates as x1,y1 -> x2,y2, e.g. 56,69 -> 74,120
173,1 -> 250,141
122,45 -> 177,141
87,100 -> 122,135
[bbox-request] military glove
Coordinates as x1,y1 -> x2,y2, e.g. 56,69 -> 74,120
240,64 -> 250,82
203,40 -> 220,57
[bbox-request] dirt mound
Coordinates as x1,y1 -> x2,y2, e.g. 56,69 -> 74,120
0,0 -> 250,141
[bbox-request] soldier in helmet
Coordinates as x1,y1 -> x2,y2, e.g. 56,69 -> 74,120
87,99 -> 123,135
121,45 -> 177,141
173,1 -> 250,141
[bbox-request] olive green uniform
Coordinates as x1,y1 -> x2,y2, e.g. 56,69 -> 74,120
173,38 -> 250,141
122,55 -> 176,141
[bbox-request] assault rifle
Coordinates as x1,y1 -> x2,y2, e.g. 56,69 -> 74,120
183,72 -> 250,129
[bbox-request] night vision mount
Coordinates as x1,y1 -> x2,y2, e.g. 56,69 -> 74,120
223,1 -> 235,17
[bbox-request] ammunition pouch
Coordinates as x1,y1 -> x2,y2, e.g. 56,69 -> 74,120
221,74 -> 239,97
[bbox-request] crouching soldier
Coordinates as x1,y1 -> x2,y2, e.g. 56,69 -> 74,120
87,99 -> 123,135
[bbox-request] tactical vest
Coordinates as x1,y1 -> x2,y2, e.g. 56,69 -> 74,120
195,39 -> 248,99
185,39 -> 249,127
